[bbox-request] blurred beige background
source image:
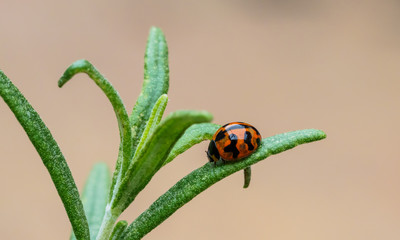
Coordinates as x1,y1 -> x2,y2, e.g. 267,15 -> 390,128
1,1 -> 399,239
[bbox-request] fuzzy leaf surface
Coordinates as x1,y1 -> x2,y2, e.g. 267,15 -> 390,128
59,60 -> 133,208
112,110 -> 213,212
163,122 -> 220,166
110,220 -> 128,240
121,129 -> 326,240
133,94 -> 168,158
0,71 -> 89,240
130,27 -> 169,152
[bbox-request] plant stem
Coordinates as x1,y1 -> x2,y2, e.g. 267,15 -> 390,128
96,204 -> 119,240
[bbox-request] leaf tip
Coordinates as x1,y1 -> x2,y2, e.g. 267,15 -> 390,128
314,129 -> 327,140
93,162 -> 110,172
159,93 -> 168,101
58,59 -> 91,88
150,26 -> 164,34
148,26 -> 167,44
202,111 -> 213,122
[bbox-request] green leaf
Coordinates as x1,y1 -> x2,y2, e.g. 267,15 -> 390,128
130,27 -> 169,152
59,59 -> 133,176
70,163 -> 111,240
133,94 -> 168,158
120,129 -> 326,240
0,71 -> 90,240
98,95 -> 168,240
109,220 -> 128,240
112,110 -> 213,213
163,123 -> 220,166
58,59 -> 134,210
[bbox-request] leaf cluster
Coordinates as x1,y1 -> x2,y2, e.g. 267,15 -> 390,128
0,27 -> 326,240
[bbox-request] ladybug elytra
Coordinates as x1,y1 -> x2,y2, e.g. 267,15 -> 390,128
207,122 -> 262,164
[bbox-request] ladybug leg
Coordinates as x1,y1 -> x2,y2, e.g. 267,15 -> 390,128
243,166 -> 251,188
216,157 -> 225,166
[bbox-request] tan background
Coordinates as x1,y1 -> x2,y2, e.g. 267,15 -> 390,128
1,1 -> 399,239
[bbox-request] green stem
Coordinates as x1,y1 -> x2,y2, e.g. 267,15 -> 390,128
96,205 -> 119,240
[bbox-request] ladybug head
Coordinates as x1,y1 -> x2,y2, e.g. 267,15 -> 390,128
206,140 -> 220,163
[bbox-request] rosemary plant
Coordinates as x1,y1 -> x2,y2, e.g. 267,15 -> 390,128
0,27 -> 326,240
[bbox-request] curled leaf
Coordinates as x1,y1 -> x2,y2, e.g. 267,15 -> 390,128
59,59 -> 133,175
59,60 -> 133,208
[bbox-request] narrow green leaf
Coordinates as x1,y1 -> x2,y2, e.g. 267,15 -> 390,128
133,94 -> 168,158
108,150 -> 123,204
71,163 -> 111,240
109,220 -> 128,240
0,71 -> 90,240
59,59 -> 133,176
130,27 -> 169,152
105,94 -> 167,228
163,123 -> 220,166
120,129 -> 326,240
112,110 -> 213,213
58,60 -> 133,207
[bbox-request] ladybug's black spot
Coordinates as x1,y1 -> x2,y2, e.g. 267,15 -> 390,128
224,134 -> 240,158
244,131 -> 254,151
207,140 -> 220,162
214,130 -> 227,142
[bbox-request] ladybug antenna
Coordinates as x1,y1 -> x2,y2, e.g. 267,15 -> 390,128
205,150 -> 210,157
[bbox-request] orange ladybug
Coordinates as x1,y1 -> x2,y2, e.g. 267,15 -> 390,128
207,122 -> 262,164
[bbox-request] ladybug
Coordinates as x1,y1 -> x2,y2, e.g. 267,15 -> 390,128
207,122 -> 262,164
